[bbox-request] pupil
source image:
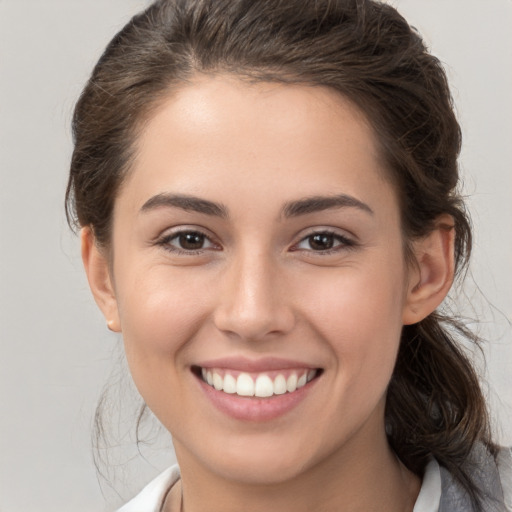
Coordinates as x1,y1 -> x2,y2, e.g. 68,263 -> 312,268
310,234 -> 333,250
179,232 -> 204,250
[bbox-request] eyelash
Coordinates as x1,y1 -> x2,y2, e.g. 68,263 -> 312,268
290,230 -> 357,255
155,228 -> 357,256
155,229 -> 220,255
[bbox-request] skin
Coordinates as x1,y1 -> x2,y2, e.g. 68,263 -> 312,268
82,76 -> 455,511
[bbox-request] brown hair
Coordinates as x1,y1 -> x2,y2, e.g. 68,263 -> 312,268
66,0 -> 497,507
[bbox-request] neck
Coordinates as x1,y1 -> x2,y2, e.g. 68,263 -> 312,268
168,421 -> 420,512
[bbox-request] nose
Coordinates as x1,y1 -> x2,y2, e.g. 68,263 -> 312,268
213,250 -> 295,341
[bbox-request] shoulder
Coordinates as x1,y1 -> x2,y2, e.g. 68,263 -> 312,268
439,445 -> 512,512
497,447 -> 512,511
116,465 -> 181,512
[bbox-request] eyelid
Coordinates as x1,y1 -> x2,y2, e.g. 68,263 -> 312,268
154,225 -> 222,254
289,227 -> 358,253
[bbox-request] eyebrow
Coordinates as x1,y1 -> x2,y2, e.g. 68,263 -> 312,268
139,192 -> 373,219
282,194 -> 374,217
140,193 -> 228,218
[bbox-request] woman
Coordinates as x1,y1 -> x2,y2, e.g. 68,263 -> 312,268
66,0 -> 511,510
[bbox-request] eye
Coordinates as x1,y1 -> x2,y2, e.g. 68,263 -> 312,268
175,231 -> 210,250
292,231 -> 355,252
157,229 -> 218,253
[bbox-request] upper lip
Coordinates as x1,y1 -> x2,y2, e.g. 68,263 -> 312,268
196,356 -> 320,372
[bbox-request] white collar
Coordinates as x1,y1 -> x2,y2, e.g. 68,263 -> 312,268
413,458 -> 442,512
116,465 -> 180,512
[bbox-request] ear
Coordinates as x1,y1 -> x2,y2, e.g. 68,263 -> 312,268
402,215 -> 455,325
81,227 -> 121,332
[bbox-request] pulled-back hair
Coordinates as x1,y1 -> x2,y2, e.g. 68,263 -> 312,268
66,0 -> 497,508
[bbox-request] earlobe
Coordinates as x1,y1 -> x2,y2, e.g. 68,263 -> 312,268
402,215 -> 455,325
81,227 -> 121,332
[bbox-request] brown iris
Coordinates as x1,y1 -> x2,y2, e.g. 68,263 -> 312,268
308,233 -> 335,250
178,232 -> 205,250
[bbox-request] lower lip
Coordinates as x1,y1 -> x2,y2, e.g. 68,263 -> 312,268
196,374 -> 319,422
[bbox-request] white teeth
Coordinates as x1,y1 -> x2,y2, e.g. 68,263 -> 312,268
223,373 -> 237,394
201,368 -> 319,397
254,374 -> 274,397
273,374 -> 287,395
236,373 -> 255,396
212,372 -> 223,391
286,373 -> 298,393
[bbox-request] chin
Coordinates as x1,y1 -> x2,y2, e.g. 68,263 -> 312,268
194,435 -> 323,486
211,457 -> 306,486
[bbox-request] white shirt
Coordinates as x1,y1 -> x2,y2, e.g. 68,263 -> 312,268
117,459 -> 442,512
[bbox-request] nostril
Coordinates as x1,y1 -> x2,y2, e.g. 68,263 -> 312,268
213,305 -> 296,341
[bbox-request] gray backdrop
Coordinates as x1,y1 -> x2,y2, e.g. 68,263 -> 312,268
1,1 -> 511,511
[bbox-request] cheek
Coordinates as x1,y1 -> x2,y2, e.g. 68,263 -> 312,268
296,258 -> 407,384
299,258 -> 406,332
115,266 -> 211,369
113,267 -> 215,424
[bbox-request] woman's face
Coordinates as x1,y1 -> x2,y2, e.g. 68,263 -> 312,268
90,76 -> 421,484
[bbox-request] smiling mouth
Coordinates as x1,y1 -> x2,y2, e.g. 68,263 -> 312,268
192,366 -> 322,398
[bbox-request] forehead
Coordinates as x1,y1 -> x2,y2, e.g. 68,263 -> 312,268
120,75 -> 395,216
136,75 -> 378,157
